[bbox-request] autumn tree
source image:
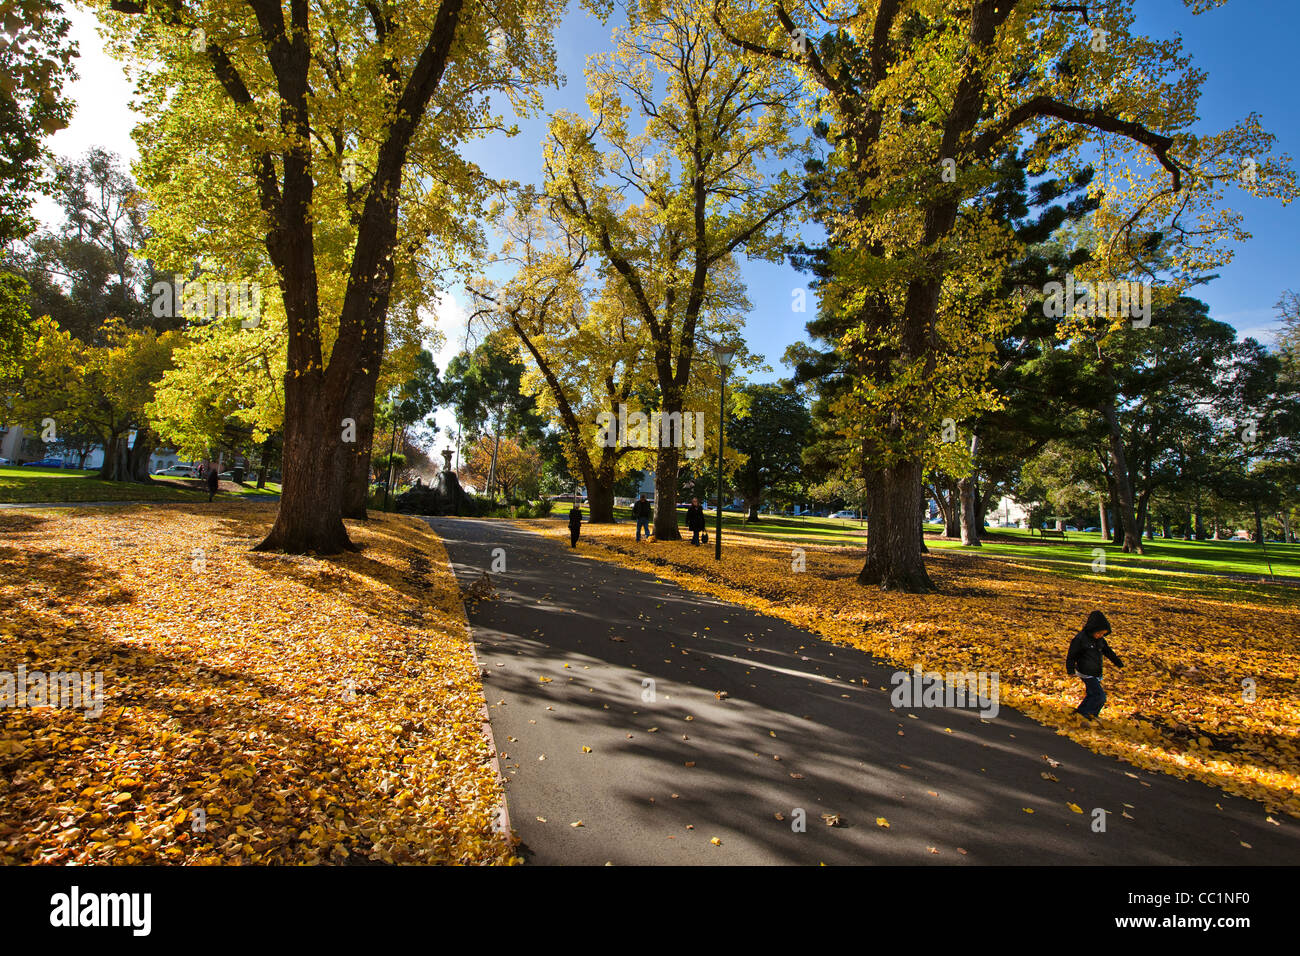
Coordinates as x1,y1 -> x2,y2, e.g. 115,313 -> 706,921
100,0 -> 569,552
545,0 -> 805,539
442,337 -> 544,503
0,272 -> 35,380
471,193 -> 653,522
717,0 -> 1296,589
18,317 -> 180,480
462,433 -> 541,503
0,0 -> 77,246
147,305 -> 286,468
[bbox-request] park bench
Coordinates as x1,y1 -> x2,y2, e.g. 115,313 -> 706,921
1038,528 -> 1068,540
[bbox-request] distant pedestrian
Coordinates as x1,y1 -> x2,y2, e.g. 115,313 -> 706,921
632,493 -> 652,542
206,463 -> 219,502
1066,610 -> 1124,720
568,504 -> 582,548
686,498 -> 707,545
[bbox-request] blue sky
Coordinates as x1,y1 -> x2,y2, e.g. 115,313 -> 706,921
44,0 -> 1298,389
453,0 -> 1300,381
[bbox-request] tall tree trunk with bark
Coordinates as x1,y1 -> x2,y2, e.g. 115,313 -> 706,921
932,478 -> 961,537
128,426 -> 156,482
1101,403 -> 1143,554
959,473 -> 981,546
858,461 -> 931,590
958,435 -> 981,546
652,438 -> 683,540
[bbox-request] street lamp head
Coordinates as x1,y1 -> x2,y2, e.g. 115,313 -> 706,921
712,342 -> 737,370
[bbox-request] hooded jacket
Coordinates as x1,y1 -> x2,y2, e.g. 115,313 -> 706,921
1066,611 -> 1123,678
632,498 -> 652,520
568,507 -> 582,530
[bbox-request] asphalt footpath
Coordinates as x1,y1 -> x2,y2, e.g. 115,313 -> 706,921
423,516 -> 1298,866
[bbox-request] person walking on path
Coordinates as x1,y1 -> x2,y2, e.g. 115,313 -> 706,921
1066,610 -> 1124,720
686,498 -> 707,545
206,462 -> 220,502
568,503 -> 582,548
633,494 -> 652,542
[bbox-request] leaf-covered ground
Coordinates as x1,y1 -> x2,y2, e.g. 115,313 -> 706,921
528,520 -> 1300,818
0,504 -> 512,864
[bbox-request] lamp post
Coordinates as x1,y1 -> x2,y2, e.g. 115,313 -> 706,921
711,342 -> 736,561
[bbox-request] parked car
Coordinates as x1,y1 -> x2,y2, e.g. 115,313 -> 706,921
155,464 -> 200,478
0,457 -> 8,465
21,457 -> 64,468
830,510 -> 860,519
1083,526 -> 1100,533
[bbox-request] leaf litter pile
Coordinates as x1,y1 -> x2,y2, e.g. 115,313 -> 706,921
530,520 -> 1300,818
0,505 -> 511,864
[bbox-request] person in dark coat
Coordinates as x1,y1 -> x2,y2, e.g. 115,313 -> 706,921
568,504 -> 582,548
686,498 -> 707,545
632,494 -> 652,542
206,463 -> 220,502
1066,610 -> 1124,720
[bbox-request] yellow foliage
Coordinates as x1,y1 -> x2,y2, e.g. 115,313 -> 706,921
0,505 -> 512,864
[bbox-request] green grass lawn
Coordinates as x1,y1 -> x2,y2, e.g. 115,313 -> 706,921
0,467 -> 282,504
558,505 -> 1299,580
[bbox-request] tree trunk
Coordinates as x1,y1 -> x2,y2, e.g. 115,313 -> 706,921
1137,492 -> 1152,541
918,482 -> 928,553
98,432 -> 131,482
256,434 -> 276,489
746,498 -> 761,522
485,416 -> 503,503
128,427 -> 155,482
975,482 -> 991,530
256,383 -> 355,554
1098,495 -> 1110,539
932,479 -> 960,538
652,442 -> 682,540
858,460 -> 931,591
586,476 -> 615,524
958,434 -> 981,546
1101,403 -> 1142,554
1105,474 -> 1123,547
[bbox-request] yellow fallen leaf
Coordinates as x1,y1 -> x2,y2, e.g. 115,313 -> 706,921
876,817 -> 890,828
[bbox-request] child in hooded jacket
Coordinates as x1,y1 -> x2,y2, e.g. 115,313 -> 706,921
1066,610 -> 1124,720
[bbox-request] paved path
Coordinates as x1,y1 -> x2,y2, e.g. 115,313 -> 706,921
426,517 -> 1299,865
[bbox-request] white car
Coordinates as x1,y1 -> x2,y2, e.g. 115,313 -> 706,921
155,464 -> 200,478
831,510 -> 861,519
